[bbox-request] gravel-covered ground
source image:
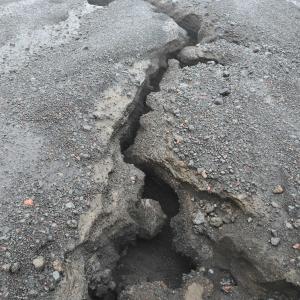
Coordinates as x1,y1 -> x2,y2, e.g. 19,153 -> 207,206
0,0 -> 186,298
126,0 -> 300,299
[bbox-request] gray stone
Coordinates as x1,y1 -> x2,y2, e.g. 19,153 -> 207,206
285,221 -> 293,229
204,203 -> 215,214
178,46 -> 218,65
270,229 -> 277,237
80,153 -> 91,159
213,98 -> 224,105
82,124 -> 92,131
28,290 -> 38,297
32,256 -> 45,271
273,185 -> 284,194
270,237 -> 280,246
271,201 -> 279,208
193,211 -> 205,225
52,271 -> 60,282
293,219 -> 300,228
135,198 -> 167,239
223,71 -> 230,77
1,263 -> 11,272
219,88 -> 230,96
209,216 -> 223,228
67,219 -> 78,229
65,202 -> 75,209
10,262 -> 20,273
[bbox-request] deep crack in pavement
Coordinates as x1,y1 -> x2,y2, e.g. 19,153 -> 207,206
0,0 -> 300,299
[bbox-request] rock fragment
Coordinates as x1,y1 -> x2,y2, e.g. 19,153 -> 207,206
209,216 -> 223,228
28,290 -> 38,297
66,219 -> 78,229
213,98 -> 224,105
286,222 -> 293,229
32,256 -> 45,271
219,88 -> 230,96
271,201 -> 279,208
52,260 -> 63,272
223,70 -> 230,77
52,271 -> 60,282
23,198 -> 34,207
293,243 -> 300,250
273,185 -> 284,194
10,262 -> 20,273
193,211 -> 205,225
270,237 -> 280,246
1,263 -> 11,272
135,198 -> 167,239
293,219 -> 300,228
65,202 -> 75,209
178,46 -> 218,65
82,124 -> 92,131
204,203 -> 215,214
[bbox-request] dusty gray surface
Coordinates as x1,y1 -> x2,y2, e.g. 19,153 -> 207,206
127,0 -> 300,299
0,0 -> 300,299
0,0 -> 186,299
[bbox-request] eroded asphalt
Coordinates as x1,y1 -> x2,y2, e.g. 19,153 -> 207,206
0,0 -> 299,299
0,0 -> 186,298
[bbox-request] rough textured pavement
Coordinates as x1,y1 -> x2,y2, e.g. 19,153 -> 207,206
128,0 -> 300,299
0,0 -> 300,299
0,0 -> 186,298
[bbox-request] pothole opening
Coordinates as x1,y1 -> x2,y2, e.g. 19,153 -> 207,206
113,174 -> 194,293
89,174 -> 195,299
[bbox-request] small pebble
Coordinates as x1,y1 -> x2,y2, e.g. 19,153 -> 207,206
53,260 -> 63,272
52,271 -> 60,282
223,70 -> 230,77
271,201 -> 279,208
214,98 -> 224,105
82,124 -> 92,131
209,216 -> 223,228
270,237 -> 280,246
1,263 -> 11,272
273,185 -> 284,194
67,219 -> 78,229
193,211 -> 205,225
65,202 -> 75,209
10,262 -> 20,273
32,256 -> 45,271
293,219 -> 300,228
219,88 -> 230,96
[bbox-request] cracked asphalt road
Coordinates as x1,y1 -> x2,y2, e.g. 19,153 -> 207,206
0,0 -> 299,299
0,0 -> 186,298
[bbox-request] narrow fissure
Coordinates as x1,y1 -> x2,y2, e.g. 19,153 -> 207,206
88,14 -> 202,298
119,40 -> 193,154
86,5 -> 300,300
87,11 -> 300,298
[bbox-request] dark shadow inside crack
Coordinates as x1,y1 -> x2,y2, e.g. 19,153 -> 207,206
112,173 -> 195,293
87,0 -> 115,6
177,13 -> 202,43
